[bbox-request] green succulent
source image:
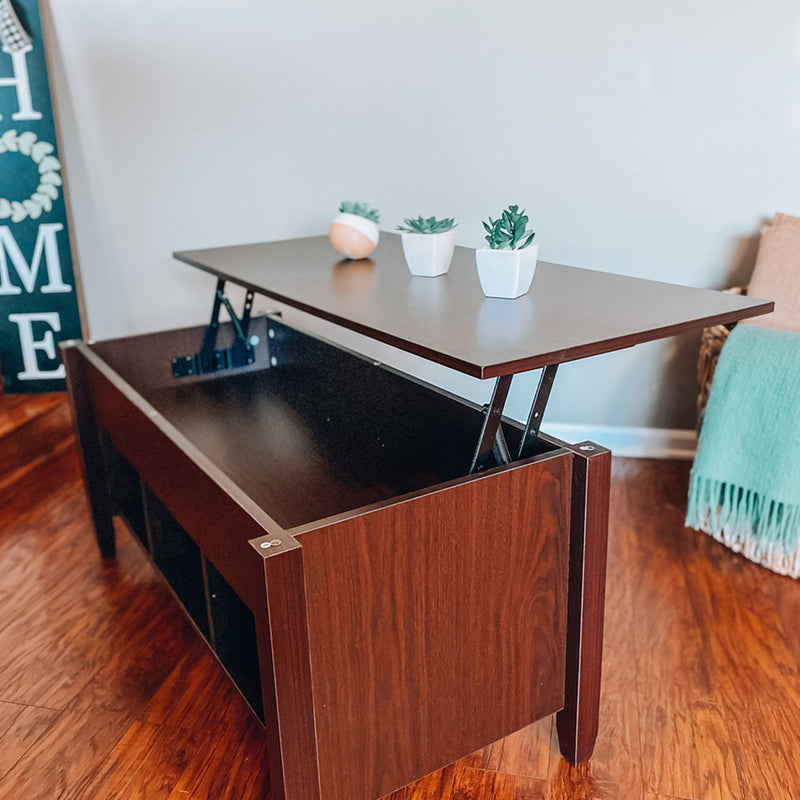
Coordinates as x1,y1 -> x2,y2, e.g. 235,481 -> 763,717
396,215 -> 458,235
339,201 -> 380,223
482,205 -> 536,250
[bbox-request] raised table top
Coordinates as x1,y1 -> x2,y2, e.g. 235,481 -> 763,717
174,234 -> 773,380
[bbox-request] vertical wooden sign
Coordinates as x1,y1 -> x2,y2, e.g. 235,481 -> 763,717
0,0 -> 82,393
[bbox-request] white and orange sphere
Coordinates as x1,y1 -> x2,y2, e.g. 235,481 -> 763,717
328,213 -> 379,259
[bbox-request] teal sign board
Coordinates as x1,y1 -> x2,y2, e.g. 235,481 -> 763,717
0,0 -> 82,393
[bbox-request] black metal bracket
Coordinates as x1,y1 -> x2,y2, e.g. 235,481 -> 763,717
469,363 -> 559,474
172,278 -> 258,378
470,375 -> 513,473
518,364 -> 558,459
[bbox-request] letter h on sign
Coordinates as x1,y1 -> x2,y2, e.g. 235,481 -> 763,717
0,0 -> 41,121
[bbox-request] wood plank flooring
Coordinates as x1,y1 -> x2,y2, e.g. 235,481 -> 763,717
2,393 -> 800,799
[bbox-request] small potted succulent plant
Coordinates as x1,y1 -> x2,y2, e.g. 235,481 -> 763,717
476,205 -> 538,298
396,215 -> 458,277
329,201 -> 380,259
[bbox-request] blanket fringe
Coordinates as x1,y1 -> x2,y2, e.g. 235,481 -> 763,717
686,474 -> 800,578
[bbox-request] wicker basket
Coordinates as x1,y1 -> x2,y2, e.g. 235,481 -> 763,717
696,286 -> 746,420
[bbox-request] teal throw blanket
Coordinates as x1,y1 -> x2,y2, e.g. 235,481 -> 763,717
686,323 -> 800,576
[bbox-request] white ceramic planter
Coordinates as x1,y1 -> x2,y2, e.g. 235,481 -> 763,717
401,229 -> 457,277
475,244 -> 539,298
328,212 -> 380,259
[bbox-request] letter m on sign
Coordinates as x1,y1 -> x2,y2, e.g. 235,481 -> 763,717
0,223 -> 71,294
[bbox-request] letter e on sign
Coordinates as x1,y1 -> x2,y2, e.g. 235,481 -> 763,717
7,310 -> 66,379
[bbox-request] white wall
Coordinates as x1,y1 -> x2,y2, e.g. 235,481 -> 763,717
43,0 -> 800,430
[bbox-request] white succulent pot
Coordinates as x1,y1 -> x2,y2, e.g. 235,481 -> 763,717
400,229 -> 457,277
328,212 -> 380,259
475,244 -> 539,299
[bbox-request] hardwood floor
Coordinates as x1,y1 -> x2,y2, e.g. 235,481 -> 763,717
2,393 -> 800,799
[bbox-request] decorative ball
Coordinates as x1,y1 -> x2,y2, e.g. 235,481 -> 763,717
329,212 -> 379,259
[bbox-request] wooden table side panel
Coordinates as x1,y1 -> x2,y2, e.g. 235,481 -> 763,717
84,359 -> 269,614
298,454 -> 573,800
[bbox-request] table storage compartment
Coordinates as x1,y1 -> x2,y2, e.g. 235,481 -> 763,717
65,315 -> 576,800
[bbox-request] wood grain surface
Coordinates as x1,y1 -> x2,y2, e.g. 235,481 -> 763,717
4,397 -> 800,799
0,392 -> 71,493
298,454 -> 571,800
175,235 -> 773,379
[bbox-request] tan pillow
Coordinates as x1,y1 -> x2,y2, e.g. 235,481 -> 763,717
744,212 -> 800,332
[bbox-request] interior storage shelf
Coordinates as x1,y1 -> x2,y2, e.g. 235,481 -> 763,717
91,316 -> 560,528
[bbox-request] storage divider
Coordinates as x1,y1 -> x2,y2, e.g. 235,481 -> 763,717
144,486 -> 210,640
100,432 -> 148,548
205,558 -> 264,721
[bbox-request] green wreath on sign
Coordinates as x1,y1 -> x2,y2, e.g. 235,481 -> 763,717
0,129 -> 62,223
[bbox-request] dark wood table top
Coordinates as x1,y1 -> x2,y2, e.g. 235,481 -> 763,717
174,234 -> 773,379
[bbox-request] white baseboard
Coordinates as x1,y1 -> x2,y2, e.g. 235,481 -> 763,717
544,423 -> 698,460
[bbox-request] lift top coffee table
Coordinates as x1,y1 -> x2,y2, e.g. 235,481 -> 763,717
62,234 -> 771,800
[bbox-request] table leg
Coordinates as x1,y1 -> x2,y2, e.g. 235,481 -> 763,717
61,342 -> 117,558
259,543 -> 320,800
556,441 -> 611,764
